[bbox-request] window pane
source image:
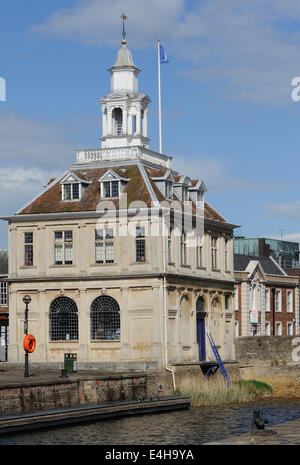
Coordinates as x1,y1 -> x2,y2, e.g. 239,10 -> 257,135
0,282 -> 7,305
55,245 -> 63,264
72,183 -> 80,199
95,243 -> 104,263
106,242 -> 114,263
132,115 -> 137,135
64,184 -> 72,200
64,231 -> 73,242
103,182 -> 111,198
136,226 -> 145,238
95,229 -> 103,240
24,245 -> 33,266
24,232 -> 33,244
111,181 -> 119,197
65,244 -> 73,264
136,239 -> 145,262
105,229 -> 114,239
55,231 -> 63,242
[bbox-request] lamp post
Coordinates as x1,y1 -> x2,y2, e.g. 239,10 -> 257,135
23,295 -> 31,377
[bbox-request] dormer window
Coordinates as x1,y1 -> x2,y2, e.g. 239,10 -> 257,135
63,183 -> 80,201
197,190 -> 204,202
188,180 -> 207,204
60,171 -> 91,202
165,181 -> 173,200
103,180 -> 119,198
182,186 -> 189,202
150,170 -> 175,200
99,169 -> 130,199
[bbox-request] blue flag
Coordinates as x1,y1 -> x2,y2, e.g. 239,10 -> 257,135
159,44 -> 169,64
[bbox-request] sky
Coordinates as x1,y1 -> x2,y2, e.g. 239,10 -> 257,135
1,0 -> 300,248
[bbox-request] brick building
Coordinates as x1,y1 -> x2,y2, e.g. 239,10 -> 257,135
234,254 -> 299,337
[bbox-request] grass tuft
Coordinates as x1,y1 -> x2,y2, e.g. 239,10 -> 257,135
173,375 -> 273,406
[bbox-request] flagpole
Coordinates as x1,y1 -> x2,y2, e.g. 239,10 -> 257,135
158,40 -> 162,153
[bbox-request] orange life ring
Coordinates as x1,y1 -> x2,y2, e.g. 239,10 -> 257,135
23,334 -> 36,353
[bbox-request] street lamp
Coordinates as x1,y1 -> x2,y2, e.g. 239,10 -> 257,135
23,295 -> 31,377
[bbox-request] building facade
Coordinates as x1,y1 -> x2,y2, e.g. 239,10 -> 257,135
234,236 -> 300,269
234,254 -> 299,337
2,38 -> 238,370
0,250 -> 8,362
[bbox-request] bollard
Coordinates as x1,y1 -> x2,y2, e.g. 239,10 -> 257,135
251,410 -> 277,435
60,369 -> 68,379
252,410 -> 268,431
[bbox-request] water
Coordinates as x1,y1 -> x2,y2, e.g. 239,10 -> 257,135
0,399 -> 300,445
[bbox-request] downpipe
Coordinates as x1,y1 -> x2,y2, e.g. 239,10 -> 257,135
162,220 -> 176,391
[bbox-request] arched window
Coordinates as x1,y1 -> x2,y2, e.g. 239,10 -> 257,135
90,295 -> 120,341
49,297 -> 78,341
180,295 -> 191,349
196,296 -> 206,313
211,297 -> 221,346
112,108 -> 123,135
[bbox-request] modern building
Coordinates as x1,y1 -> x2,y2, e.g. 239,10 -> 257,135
234,254 -> 299,337
0,250 -> 8,362
234,237 -> 299,269
1,35 -> 239,371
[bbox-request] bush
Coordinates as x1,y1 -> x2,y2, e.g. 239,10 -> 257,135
238,379 -> 273,394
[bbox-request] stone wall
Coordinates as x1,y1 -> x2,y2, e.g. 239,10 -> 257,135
235,336 -> 300,398
0,372 -> 174,416
0,363 -> 240,415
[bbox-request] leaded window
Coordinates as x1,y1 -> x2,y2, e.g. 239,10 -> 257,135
181,232 -> 187,265
196,234 -> 204,268
136,226 -> 145,262
90,296 -> 120,341
103,181 -> 119,198
63,183 -> 80,201
24,232 -> 33,266
95,229 -> 114,263
54,231 -> 73,265
211,236 -> 218,269
49,297 -> 78,341
0,282 -> 7,306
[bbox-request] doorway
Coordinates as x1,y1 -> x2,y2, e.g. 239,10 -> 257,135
196,296 -> 206,361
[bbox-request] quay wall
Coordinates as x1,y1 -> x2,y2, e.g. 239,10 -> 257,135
0,363 -> 239,415
234,336 -> 300,398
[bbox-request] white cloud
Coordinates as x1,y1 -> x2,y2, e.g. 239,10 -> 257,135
31,0 -> 300,104
270,232 -> 300,242
173,155 -> 292,193
0,111 -> 77,216
32,0 -> 184,48
263,199 -> 300,220
0,111 -> 75,168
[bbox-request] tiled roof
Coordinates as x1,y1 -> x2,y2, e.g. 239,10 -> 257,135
18,163 -> 227,223
234,254 -> 285,276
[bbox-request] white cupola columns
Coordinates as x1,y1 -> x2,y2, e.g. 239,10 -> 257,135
99,41 -> 151,149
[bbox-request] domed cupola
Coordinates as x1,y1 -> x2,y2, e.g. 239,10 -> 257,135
99,25 -> 151,149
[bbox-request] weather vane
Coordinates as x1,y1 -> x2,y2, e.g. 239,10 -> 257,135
121,13 -> 128,44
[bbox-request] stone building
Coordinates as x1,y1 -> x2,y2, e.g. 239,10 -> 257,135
0,250 -> 8,362
234,254 -> 299,337
1,37 -> 238,371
